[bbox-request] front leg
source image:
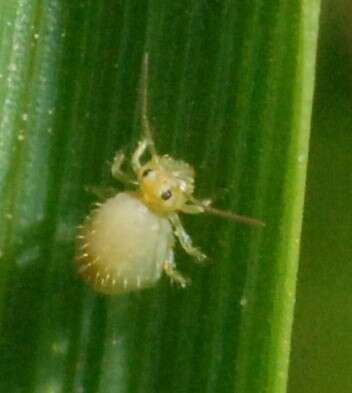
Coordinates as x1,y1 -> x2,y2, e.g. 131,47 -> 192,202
111,151 -> 138,185
169,214 -> 206,262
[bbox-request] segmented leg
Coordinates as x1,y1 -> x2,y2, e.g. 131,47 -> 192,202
169,214 -> 206,261
86,185 -> 117,200
163,251 -> 190,288
180,204 -> 204,214
180,197 -> 212,214
111,151 -> 137,185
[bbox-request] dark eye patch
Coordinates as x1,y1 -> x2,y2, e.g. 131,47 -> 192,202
142,168 -> 153,177
161,190 -> 172,201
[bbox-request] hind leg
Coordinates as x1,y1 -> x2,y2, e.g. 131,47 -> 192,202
163,250 -> 190,288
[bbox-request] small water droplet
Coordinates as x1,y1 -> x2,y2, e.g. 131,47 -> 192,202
240,296 -> 248,307
8,63 -> 17,72
17,133 -> 25,141
297,153 -> 305,163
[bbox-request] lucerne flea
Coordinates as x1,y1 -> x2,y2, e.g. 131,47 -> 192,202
76,53 -> 264,294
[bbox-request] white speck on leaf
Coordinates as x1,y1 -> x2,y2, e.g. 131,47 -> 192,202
240,296 -> 248,307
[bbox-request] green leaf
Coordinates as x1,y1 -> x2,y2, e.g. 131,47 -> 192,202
290,3 -> 352,393
0,1 -> 320,393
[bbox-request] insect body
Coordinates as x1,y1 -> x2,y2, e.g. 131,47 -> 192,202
76,53 -> 264,294
77,193 -> 174,294
76,141 -> 206,294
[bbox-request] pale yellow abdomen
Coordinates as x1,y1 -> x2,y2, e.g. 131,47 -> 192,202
76,192 -> 174,294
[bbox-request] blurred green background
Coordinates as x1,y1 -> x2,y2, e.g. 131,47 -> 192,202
289,1 -> 352,393
0,2 -> 313,393
0,0 -> 350,392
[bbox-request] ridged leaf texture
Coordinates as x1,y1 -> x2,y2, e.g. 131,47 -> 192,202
0,1 -> 320,393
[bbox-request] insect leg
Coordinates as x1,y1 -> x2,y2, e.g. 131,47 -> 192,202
111,151 -> 138,185
180,197 -> 211,214
86,185 -> 118,200
163,250 -> 190,288
169,214 -> 206,262
180,204 -> 205,214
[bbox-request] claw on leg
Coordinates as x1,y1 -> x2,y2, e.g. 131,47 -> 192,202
163,261 -> 190,288
163,251 -> 190,288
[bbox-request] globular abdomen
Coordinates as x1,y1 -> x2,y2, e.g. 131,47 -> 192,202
76,192 -> 173,294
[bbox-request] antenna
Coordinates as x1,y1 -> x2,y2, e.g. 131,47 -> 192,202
203,205 -> 265,226
141,52 -> 157,157
189,196 -> 265,226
